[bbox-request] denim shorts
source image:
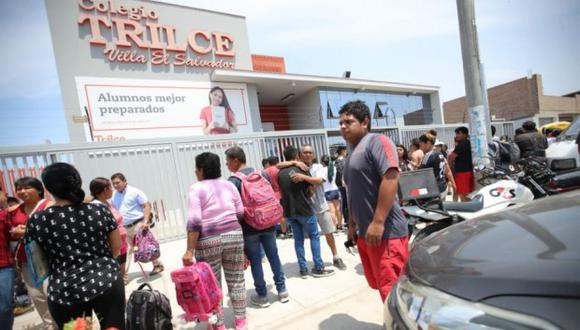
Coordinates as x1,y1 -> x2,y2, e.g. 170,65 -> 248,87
324,190 -> 340,201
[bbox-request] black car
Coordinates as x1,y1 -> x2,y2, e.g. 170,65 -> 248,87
386,189 -> 580,330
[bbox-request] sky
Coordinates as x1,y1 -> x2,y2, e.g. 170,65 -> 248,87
0,0 -> 579,147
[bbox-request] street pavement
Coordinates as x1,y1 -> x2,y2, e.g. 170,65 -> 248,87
14,231 -> 384,330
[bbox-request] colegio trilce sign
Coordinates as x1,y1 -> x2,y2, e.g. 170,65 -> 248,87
77,0 -> 236,69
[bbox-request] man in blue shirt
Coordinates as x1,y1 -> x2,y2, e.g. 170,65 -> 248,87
111,173 -> 163,279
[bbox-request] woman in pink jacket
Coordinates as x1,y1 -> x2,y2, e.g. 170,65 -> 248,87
181,152 -> 247,330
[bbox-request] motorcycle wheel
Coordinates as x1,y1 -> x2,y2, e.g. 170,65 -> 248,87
411,222 -> 451,247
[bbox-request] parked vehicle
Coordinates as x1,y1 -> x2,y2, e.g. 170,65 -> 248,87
401,168 -> 535,245
386,189 -> 580,330
546,117 -> 580,172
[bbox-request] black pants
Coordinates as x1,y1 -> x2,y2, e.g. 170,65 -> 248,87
48,275 -> 125,330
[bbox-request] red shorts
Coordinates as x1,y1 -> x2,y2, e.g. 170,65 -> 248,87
454,171 -> 474,194
357,236 -> 409,302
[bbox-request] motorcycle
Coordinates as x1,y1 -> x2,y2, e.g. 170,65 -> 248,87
400,168 -> 535,246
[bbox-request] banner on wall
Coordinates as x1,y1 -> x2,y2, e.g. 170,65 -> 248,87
75,77 -> 252,141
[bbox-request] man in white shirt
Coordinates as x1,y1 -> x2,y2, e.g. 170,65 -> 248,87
111,173 -> 164,279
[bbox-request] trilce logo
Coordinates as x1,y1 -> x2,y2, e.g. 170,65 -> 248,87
77,0 -> 236,69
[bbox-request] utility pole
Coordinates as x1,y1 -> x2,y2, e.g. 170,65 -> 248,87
456,0 -> 492,170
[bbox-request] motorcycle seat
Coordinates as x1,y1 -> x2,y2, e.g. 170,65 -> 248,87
443,199 -> 484,212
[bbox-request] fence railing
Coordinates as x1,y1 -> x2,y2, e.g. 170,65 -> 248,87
0,130 -> 330,241
328,121 -> 516,150
0,122 -> 516,241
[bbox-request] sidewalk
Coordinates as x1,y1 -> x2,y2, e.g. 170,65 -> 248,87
15,231 -> 384,330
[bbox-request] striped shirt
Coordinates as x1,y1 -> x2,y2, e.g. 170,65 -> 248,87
187,178 -> 243,238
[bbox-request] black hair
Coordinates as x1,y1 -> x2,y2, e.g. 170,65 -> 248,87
195,152 -> 221,180
515,128 -> 524,136
544,128 -> 553,135
338,100 -> 372,130
522,121 -> 536,132
337,146 -> 347,155
320,155 -> 334,182
491,125 -> 496,137
225,146 -> 246,164
552,129 -> 561,137
110,173 -> 126,182
14,177 -> 45,199
42,163 -> 85,204
455,126 -> 469,135
410,138 -> 421,149
262,158 -> 269,168
267,156 -> 279,166
419,134 -> 435,145
209,86 -> 231,109
7,196 -> 19,206
283,146 -> 299,161
89,177 -> 110,198
396,144 -> 409,161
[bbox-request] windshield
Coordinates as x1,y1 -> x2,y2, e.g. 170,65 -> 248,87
558,118 -> 580,140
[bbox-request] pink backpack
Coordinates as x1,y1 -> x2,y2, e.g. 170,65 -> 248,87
170,262 -> 222,323
134,229 -> 161,263
232,171 -> 283,230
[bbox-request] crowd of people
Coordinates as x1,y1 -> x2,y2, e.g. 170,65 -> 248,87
0,97 -> 565,329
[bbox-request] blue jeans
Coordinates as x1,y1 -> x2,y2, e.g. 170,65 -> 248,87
244,231 -> 286,297
0,267 -> 14,329
287,215 -> 324,272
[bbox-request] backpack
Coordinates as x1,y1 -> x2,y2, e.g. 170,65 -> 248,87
126,283 -> 173,330
134,229 -> 161,263
232,171 -> 283,230
490,140 -> 520,164
170,262 -> 222,323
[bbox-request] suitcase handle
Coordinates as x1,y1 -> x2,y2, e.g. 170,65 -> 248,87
181,289 -> 195,299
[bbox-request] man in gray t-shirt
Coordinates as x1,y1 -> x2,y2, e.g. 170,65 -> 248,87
340,100 -> 408,303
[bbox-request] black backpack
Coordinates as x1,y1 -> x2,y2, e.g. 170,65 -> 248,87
126,283 -> 173,330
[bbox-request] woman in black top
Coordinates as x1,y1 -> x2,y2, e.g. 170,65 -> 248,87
24,163 -> 124,329
418,134 -> 456,199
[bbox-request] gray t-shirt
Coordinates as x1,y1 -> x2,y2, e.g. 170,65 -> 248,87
343,133 -> 408,240
308,163 -> 330,214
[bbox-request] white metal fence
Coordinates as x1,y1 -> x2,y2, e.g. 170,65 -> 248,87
0,130 -> 330,241
1,122 -> 516,241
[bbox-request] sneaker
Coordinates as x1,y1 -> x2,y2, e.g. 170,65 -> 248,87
149,264 -> 164,276
299,269 -> 310,279
278,290 -> 289,303
234,317 -> 248,330
333,258 -> 347,270
250,294 -> 270,308
312,268 -> 335,278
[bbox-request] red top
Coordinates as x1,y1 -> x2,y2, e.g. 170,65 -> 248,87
199,105 -> 236,134
0,209 -> 13,268
264,166 -> 282,200
8,200 -> 50,263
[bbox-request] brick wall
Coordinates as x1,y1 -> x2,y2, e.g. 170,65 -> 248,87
259,105 -> 290,131
443,75 -> 543,123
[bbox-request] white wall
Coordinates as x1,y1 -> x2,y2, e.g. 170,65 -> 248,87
287,89 -> 323,130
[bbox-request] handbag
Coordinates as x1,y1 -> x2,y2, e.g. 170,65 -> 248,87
24,239 -> 49,287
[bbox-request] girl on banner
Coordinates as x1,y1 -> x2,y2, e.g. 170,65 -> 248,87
200,86 -> 238,135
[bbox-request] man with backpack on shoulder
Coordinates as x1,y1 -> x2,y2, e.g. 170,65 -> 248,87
225,147 -> 288,309
489,125 -> 521,170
